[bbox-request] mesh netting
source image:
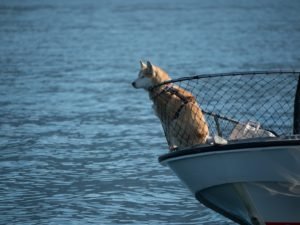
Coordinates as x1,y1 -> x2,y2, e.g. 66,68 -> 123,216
151,71 -> 300,150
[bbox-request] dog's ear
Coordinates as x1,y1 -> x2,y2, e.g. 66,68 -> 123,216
140,61 -> 147,69
146,61 -> 154,75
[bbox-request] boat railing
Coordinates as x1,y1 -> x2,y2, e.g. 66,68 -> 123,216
153,71 -> 300,150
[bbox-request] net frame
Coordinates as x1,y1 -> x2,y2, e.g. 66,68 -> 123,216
152,71 -> 300,150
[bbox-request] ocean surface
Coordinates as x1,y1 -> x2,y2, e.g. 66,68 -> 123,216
0,0 -> 300,224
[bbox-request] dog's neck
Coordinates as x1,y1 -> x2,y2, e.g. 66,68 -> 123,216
149,83 -> 173,101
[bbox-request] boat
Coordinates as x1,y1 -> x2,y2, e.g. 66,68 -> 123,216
157,71 -> 300,225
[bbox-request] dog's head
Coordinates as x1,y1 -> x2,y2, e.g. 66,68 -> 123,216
132,61 -> 171,90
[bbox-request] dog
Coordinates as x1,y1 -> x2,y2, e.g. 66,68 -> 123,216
132,61 -> 209,150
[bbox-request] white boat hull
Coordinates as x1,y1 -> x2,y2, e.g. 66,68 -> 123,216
159,140 -> 300,225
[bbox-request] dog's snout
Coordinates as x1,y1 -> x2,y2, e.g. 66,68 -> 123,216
132,82 -> 136,88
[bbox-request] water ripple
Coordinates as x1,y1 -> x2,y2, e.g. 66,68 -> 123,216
1,0 -> 299,224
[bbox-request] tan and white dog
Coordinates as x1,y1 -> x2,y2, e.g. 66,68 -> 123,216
132,61 -> 209,150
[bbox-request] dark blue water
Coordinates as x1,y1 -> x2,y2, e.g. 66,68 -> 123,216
1,0 -> 300,224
